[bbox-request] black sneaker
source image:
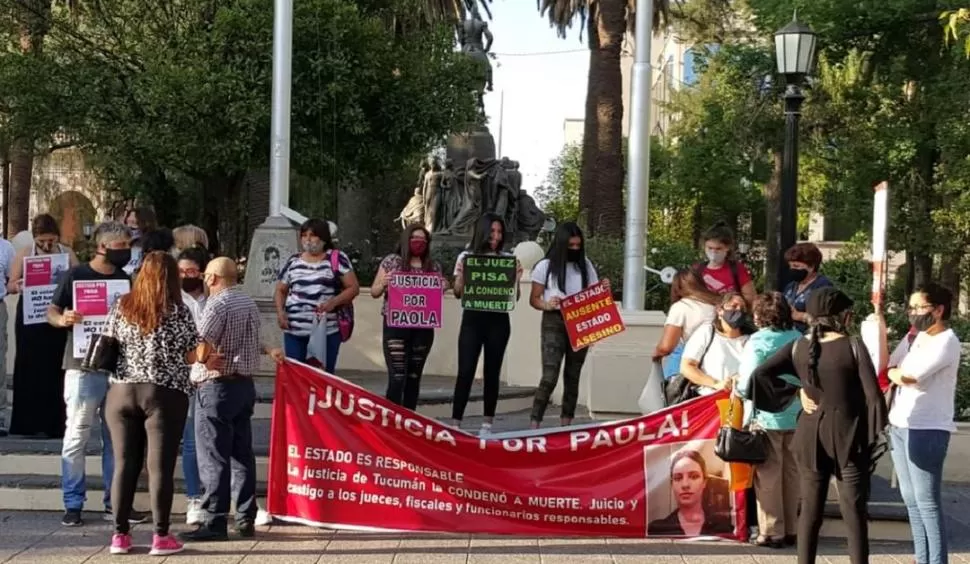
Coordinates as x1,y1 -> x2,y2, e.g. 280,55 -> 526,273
61,510 -> 83,527
103,509 -> 149,524
179,527 -> 229,542
235,521 -> 255,538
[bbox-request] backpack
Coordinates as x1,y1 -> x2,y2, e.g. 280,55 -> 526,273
329,250 -> 355,342
693,260 -> 743,294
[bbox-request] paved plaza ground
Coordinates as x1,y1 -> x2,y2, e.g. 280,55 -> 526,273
0,509 -> 952,563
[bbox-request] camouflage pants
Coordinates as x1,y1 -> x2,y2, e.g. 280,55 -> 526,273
531,311 -> 589,423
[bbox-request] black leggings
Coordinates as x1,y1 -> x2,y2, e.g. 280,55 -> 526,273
383,324 -> 435,410
105,382 -> 189,536
452,310 -> 510,421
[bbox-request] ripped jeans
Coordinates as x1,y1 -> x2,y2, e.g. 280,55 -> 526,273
382,323 -> 435,410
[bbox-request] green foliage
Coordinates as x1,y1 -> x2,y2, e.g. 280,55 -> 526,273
534,143 -> 581,223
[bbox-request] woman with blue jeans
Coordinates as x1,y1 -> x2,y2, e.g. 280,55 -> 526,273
275,218 -> 359,373
177,246 -> 208,525
887,283 -> 960,564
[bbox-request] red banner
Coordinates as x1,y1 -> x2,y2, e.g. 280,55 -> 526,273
267,361 -> 747,538
559,280 -> 626,351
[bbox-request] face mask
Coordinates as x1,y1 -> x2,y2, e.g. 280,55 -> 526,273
909,311 -> 936,332
566,249 -> 582,263
130,229 -> 141,240
302,240 -> 325,254
103,248 -> 131,269
721,309 -> 745,329
409,240 -> 428,257
706,250 -> 727,265
36,240 -> 54,253
182,278 -> 204,293
789,268 -> 809,283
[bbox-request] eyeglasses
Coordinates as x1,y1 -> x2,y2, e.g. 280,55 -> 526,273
907,304 -> 935,313
179,268 -> 201,277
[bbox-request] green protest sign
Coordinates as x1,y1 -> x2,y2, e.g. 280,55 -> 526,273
461,254 -> 517,312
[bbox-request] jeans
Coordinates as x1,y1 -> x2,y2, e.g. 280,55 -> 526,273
62,369 -> 114,512
182,395 -> 201,498
283,331 -> 341,373
0,300 -> 8,428
195,377 -> 258,531
105,383 -> 188,535
382,324 -> 435,410
452,310 -> 510,421
890,426 -> 950,564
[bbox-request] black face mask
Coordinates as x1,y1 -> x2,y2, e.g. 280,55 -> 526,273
789,268 -> 810,283
103,248 -> 131,269
566,249 -> 582,263
721,309 -> 745,329
182,278 -> 204,293
909,312 -> 936,332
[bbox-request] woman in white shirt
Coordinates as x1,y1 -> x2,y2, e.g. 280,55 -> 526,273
680,292 -> 749,395
529,222 -> 600,428
653,269 -> 719,379
886,283 -> 961,564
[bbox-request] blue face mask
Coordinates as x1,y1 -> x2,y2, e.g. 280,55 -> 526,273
721,309 -> 745,329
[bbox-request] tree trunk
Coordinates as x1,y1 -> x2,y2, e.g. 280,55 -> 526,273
0,148 -> 9,238
939,253 -> 962,311
201,173 -> 244,256
7,138 -> 32,235
337,175 -> 374,265
763,150 -> 783,291
579,0 -> 626,238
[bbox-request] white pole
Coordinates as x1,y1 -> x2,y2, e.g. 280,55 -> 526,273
621,0 -> 653,311
269,0 -> 294,218
497,90 -> 505,158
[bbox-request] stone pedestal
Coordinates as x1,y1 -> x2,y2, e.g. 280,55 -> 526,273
243,216 -> 299,374
446,125 -> 496,165
580,310 -> 667,415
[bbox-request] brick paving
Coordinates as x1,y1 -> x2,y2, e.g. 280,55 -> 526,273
0,510 -> 948,563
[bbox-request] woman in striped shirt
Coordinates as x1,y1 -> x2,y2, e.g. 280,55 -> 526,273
275,218 -> 360,373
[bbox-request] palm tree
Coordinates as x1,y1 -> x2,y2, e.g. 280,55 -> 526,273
536,0 -> 678,237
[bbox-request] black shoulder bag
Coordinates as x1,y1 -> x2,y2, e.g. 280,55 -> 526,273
713,338 -> 773,464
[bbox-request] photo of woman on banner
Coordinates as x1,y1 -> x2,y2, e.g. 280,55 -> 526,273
647,444 -> 734,537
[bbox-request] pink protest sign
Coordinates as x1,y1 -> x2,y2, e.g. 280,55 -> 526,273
74,281 -> 109,316
23,256 -> 52,287
385,271 -> 443,329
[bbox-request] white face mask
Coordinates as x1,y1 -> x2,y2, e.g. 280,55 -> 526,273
706,249 -> 727,265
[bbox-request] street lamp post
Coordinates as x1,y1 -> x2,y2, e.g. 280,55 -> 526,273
773,16 -> 816,290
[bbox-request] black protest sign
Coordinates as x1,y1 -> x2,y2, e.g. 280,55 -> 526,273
461,254 -> 517,312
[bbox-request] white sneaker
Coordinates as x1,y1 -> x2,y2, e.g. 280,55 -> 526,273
478,422 -> 493,437
185,498 -> 204,526
255,509 -> 273,526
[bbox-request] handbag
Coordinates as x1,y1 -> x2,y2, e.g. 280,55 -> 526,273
328,250 -> 355,342
714,361 -> 768,464
81,334 -> 120,373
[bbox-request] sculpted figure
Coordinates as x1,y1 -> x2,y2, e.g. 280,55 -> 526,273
396,186 -> 425,229
457,4 -> 494,115
435,159 -> 462,232
421,157 -> 443,231
516,188 -> 546,242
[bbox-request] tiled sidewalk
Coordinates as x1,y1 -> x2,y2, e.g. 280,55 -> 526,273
0,510 -> 947,563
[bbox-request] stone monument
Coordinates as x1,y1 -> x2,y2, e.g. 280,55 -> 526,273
457,3 -> 494,117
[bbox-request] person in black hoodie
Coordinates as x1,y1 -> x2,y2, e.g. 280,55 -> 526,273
750,288 -> 888,564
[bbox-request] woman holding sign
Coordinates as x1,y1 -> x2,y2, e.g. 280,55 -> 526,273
451,213 -> 522,436
528,222 -> 599,428
7,214 -> 78,438
370,224 -> 448,409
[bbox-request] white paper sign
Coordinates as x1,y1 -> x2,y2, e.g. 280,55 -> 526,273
22,253 -> 70,325
72,279 -> 130,358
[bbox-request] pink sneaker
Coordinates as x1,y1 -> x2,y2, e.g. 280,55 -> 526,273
149,534 -> 184,556
109,533 -> 132,554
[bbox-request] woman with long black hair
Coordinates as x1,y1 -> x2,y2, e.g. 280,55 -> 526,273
371,224 -> 448,409
528,222 -> 599,428
751,288 -> 888,564
451,213 -> 522,436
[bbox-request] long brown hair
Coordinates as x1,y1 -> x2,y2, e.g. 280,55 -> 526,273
118,251 -> 183,334
670,269 -> 719,306
398,223 -> 433,272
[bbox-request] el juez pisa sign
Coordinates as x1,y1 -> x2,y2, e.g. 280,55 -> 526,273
461,255 -> 517,312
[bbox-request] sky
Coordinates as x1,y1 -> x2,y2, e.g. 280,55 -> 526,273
477,0 -> 589,193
